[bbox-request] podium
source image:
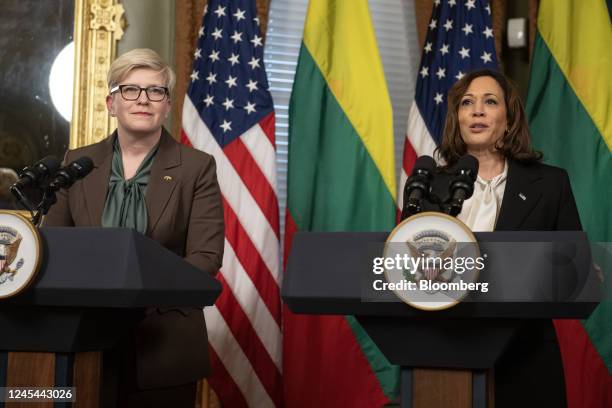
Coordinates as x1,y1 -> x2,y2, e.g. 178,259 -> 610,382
0,228 -> 221,407
283,231 -> 599,408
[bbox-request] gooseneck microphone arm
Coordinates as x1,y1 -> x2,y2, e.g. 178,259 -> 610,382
9,185 -> 36,218
31,187 -> 56,226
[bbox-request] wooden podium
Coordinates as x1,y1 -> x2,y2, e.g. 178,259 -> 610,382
0,228 -> 221,407
283,231 -> 599,408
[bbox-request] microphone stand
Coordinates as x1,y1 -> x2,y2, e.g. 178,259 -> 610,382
31,184 -> 59,227
9,185 -> 37,222
9,182 -> 58,227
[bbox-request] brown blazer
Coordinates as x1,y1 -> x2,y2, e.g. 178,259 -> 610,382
44,129 -> 224,389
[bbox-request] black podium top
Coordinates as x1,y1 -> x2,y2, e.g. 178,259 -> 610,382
283,231 -> 598,319
0,228 -> 222,352
6,227 -> 222,308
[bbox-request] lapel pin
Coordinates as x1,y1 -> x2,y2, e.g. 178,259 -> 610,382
518,193 -> 526,201
163,175 -> 172,181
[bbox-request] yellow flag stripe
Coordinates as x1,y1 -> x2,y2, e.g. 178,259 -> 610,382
538,0 -> 612,151
303,0 -> 396,198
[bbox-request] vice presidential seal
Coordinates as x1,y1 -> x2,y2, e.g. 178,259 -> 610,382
0,211 -> 41,299
384,212 -> 481,311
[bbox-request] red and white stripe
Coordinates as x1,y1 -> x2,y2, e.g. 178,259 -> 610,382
182,97 -> 282,407
398,101 -> 438,211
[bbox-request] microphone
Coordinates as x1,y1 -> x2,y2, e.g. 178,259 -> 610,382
27,157 -> 93,227
400,155 -> 437,220
445,154 -> 479,217
49,157 -> 94,190
11,156 -> 61,190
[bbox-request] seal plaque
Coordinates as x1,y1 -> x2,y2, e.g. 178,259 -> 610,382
0,211 -> 42,299
384,212 -> 481,311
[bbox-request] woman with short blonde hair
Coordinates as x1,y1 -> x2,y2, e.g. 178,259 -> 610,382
45,48 -> 224,407
107,47 -> 176,93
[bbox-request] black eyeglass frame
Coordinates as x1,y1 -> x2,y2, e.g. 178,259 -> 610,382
109,84 -> 170,102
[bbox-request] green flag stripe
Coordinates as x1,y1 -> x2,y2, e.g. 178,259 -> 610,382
526,32 -> 612,370
288,45 -> 396,231
527,33 -> 612,243
345,316 -> 400,397
288,45 -> 399,396
584,302 -> 612,373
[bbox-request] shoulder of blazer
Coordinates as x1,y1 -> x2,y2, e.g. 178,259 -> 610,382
155,128 -> 214,164
64,133 -> 115,166
142,128 -> 213,172
177,141 -> 215,164
175,141 -> 216,176
495,159 -> 571,230
507,159 -> 570,189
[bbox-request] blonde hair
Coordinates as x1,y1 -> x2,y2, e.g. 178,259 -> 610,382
107,48 -> 176,93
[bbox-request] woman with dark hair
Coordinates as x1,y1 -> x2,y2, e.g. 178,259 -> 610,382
434,69 -> 582,407
436,68 -> 580,233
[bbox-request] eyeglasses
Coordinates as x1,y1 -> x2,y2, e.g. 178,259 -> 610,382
110,84 -> 169,102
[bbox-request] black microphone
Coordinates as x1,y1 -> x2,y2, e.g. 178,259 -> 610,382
400,155 -> 437,220
11,156 -> 61,190
445,154 -> 479,217
49,157 -> 94,190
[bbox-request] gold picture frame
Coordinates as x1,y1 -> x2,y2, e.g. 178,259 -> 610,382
8,0 -> 124,220
71,0 -> 125,149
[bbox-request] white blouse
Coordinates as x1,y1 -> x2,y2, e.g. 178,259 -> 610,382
457,161 -> 508,232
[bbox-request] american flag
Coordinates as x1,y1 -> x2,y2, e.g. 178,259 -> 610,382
399,0 -> 498,209
180,0 -> 282,406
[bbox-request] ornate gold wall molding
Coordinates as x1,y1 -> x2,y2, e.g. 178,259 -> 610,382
71,0 -> 125,148
173,0 -> 207,141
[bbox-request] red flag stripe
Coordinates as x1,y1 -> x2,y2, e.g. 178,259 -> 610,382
180,130 -> 192,147
241,120 -> 278,195
405,101 -> 438,159
398,100 -> 439,213
283,210 -> 298,270
224,137 -> 280,237
208,347 -> 250,408
554,320 -> 612,408
258,112 -> 276,149
283,212 -> 391,407
204,305 -> 275,407
223,196 -> 282,325
217,238 -> 282,367
401,136 -> 418,176
215,274 -> 283,406
398,136 -> 418,211
282,311 -> 390,407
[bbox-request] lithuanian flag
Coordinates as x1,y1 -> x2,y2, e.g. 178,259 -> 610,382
283,0 -> 399,406
526,1 -> 612,406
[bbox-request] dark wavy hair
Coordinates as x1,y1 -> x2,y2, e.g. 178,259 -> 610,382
436,69 -> 542,168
